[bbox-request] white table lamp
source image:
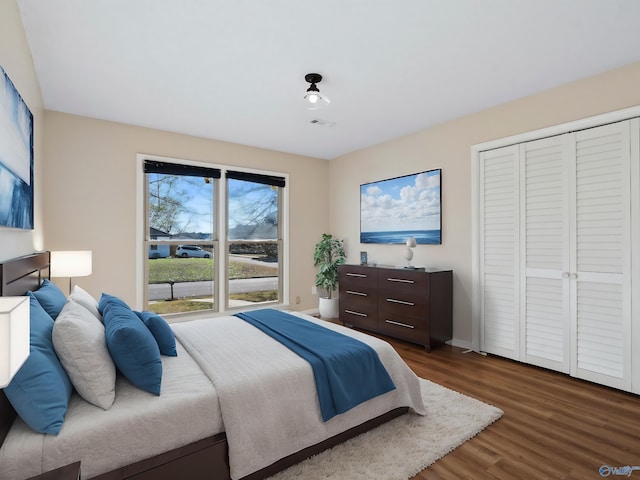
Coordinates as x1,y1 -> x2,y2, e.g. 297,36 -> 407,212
403,237 -> 417,268
51,250 -> 93,293
0,296 -> 30,388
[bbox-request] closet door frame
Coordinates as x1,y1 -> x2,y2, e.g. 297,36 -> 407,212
471,105 -> 640,393
630,118 -> 640,395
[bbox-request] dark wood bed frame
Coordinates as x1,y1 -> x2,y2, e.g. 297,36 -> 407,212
0,252 -> 408,480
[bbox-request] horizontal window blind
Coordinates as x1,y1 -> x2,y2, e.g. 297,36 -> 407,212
226,170 -> 286,187
144,160 -> 221,178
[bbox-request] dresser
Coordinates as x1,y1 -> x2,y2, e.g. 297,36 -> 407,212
338,264 -> 452,351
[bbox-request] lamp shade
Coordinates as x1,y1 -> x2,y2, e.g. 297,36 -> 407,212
50,251 -> 93,278
406,237 -> 417,248
0,296 -> 30,388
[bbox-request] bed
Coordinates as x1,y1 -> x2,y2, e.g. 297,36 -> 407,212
0,252 -> 426,480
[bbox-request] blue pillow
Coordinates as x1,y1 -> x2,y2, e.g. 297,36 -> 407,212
4,295 -> 73,434
98,293 -> 131,315
102,302 -> 162,395
135,311 -> 177,357
30,279 -> 67,319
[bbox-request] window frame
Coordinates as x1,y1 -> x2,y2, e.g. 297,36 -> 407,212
136,154 -> 289,317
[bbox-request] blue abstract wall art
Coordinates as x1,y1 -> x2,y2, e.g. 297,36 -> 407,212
0,65 -> 34,230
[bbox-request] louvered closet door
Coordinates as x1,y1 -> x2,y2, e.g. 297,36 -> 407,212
521,135 -> 571,373
479,145 -> 520,359
570,121 -> 632,390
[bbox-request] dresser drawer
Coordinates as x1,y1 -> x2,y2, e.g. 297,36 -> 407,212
377,311 -> 427,343
339,266 -> 378,292
340,301 -> 378,330
378,293 -> 428,318
378,268 -> 428,295
340,287 -> 375,309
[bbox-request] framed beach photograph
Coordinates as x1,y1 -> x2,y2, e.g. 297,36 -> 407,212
0,66 -> 34,230
360,168 -> 441,244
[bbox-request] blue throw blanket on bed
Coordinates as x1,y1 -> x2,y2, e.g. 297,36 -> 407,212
234,309 -> 396,421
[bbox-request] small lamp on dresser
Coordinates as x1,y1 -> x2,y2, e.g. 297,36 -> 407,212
0,296 -> 30,388
403,237 -> 417,269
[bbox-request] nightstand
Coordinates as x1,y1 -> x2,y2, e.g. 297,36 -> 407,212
26,462 -> 81,480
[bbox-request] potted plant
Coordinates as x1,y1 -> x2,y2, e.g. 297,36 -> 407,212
313,233 -> 346,318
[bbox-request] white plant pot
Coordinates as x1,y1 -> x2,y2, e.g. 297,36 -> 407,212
318,297 -> 339,319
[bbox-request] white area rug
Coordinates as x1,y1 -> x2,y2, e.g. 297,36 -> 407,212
267,379 -> 503,480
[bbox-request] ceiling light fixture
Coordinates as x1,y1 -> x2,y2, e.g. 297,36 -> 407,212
304,73 -> 330,110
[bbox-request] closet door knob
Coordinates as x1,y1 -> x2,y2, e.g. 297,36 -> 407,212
562,272 -> 570,279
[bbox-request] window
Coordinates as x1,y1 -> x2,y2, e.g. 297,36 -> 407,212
226,171 -> 284,310
141,158 -> 287,317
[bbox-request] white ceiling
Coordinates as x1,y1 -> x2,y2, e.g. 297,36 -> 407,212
16,0 -> 640,160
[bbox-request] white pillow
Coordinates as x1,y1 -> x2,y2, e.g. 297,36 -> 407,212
68,285 -> 101,320
52,300 -> 116,410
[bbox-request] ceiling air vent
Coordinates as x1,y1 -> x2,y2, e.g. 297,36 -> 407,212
309,119 -> 336,127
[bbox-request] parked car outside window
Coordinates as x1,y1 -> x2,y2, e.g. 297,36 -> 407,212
175,245 -> 211,258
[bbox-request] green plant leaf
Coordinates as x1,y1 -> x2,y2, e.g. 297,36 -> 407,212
313,233 -> 346,298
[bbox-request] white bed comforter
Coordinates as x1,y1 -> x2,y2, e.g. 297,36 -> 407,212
0,340 -> 223,480
172,311 -> 426,480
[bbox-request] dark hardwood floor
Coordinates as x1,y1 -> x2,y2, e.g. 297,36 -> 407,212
375,334 -> 640,480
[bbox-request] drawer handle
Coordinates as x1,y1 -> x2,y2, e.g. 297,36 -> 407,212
345,309 -> 368,317
346,290 -> 367,296
386,298 -> 415,306
385,319 -> 415,329
346,273 -> 367,278
387,277 -> 415,284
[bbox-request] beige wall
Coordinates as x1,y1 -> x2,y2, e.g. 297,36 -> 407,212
0,0 -> 45,260
329,61 -> 640,347
43,112 -> 329,309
